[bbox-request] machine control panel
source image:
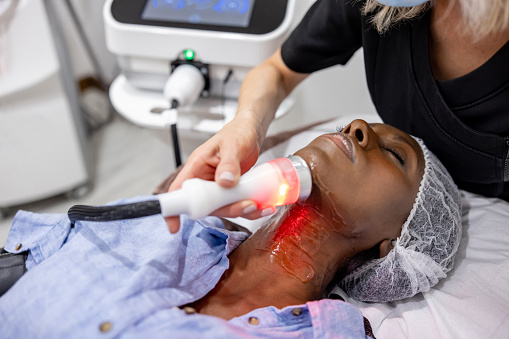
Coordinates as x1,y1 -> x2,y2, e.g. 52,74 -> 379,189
111,0 -> 288,34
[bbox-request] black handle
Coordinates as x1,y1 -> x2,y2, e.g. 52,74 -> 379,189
68,200 -> 161,223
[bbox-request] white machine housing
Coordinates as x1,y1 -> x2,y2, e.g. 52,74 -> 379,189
104,0 -> 297,68
104,0 -> 298,93
103,0 -> 310,135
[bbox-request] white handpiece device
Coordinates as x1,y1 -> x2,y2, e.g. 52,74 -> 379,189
158,156 -> 312,219
67,156 -> 312,224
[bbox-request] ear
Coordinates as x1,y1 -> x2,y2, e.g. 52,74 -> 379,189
378,239 -> 395,258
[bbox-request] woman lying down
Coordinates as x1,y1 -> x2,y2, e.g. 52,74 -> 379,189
0,120 -> 462,338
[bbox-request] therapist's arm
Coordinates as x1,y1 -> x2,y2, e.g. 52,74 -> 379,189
234,48 -> 309,165
165,49 -> 308,233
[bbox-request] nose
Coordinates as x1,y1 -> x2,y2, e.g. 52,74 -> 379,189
342,119 -> 376,149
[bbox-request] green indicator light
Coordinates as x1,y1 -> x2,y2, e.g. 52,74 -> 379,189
183,49 -> 195,61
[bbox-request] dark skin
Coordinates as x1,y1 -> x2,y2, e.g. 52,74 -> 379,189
186,120 -> 425,320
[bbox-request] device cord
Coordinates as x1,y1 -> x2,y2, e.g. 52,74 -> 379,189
68,200 -> 162,223
169,99 -> 182,167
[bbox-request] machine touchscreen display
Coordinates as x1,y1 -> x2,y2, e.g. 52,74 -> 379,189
141,0 -> 256,28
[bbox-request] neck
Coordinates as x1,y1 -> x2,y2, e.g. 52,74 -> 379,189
190,204 -> 352,320
249,204 -> 344,288
429,0 -> 509,80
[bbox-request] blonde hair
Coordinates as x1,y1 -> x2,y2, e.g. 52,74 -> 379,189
363,0 -> 509,39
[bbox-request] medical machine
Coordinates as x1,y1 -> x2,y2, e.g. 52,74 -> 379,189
68,155 -> 312,222
104,0 -> 312,167
0,0 -> 91,216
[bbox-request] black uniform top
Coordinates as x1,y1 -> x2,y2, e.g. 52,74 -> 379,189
281,0 -> 509,201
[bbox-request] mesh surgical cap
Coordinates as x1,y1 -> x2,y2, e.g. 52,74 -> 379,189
339,137 -> 462,302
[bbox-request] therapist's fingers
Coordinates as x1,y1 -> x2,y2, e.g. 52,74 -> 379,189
169,118 -> 260,191
165,215 -> 181,234
169,148 -> 219,191
215,140 -> 259,189
165,202 -> 276,234
211,201 -> 276,220
242,206 -> 276,220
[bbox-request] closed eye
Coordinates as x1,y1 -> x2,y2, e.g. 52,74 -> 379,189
383,147 -> 405,165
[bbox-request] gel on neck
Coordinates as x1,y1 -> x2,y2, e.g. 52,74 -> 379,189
68,156 -> 312,223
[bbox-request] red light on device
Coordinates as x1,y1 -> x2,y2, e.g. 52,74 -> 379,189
267,158 -> 301,206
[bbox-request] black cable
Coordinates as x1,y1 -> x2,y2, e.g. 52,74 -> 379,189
171,124 -> 182,167
68,200 -> 162,223
169,99 -> 182,167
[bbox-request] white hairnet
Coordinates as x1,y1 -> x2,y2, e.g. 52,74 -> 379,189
339,138 -> 462,302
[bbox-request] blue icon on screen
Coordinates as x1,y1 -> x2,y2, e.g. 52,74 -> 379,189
213,0 -> 250,14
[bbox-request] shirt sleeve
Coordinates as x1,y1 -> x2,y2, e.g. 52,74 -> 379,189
281,0 -> 363,73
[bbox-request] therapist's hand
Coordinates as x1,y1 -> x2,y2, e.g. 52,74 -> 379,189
165,117 -> 274,233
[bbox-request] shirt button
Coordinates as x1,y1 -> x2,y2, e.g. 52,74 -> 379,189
248,317 -> 259,325
292,308 -> 303,316
15,243 -> 22,251
183,306 -> 197,315
99,321 -> 112,332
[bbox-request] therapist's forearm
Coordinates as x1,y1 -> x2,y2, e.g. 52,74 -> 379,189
235,49 -> 308,147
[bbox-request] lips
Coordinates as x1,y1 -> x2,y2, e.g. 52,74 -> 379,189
325,133 -> 355,162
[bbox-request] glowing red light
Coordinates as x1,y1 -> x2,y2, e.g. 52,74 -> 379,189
268,158 -> 300,206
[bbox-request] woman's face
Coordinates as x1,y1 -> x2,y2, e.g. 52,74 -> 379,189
294,119 -> 425,251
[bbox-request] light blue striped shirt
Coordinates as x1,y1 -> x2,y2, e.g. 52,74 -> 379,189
0,196 -> 369,338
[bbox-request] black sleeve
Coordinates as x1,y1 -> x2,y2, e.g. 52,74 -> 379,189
281,0 -> 364,74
